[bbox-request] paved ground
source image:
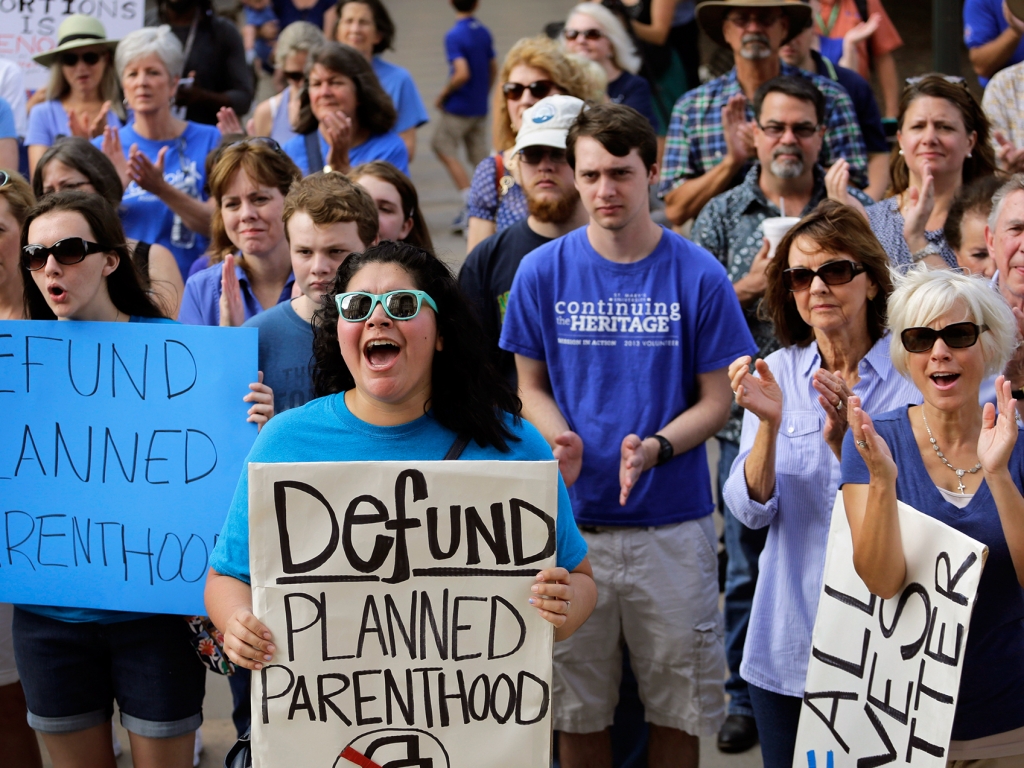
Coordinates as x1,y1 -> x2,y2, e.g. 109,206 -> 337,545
38,1 -> 960,765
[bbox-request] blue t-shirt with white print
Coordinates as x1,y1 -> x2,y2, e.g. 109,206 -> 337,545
499,226 -> 757,527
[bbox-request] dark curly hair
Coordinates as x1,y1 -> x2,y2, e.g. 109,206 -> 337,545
22,192 -> 165,320
294,43 -> 397,137
312,240 -> 522,451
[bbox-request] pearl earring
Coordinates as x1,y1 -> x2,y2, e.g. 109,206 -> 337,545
967,151 -> 973,158
898,149 -> 904,155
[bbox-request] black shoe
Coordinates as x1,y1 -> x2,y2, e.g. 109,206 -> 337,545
717,714 -> 758,753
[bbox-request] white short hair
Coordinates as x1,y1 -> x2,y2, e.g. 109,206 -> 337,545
115,25 -> 184,80
989,173 -> 1024,233
565,4 -> 642,75
888,266 -> 1018,378
274,21 -> 324,70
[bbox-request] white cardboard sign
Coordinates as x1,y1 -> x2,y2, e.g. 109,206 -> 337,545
794,493 -> 987,768
249,460 -> 559,768
0,3 -> 144,91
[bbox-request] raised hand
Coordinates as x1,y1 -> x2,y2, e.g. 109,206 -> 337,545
219,253 -> 246,327
729,356 -> 783,427
844,12 -> 881,45
529,567 -> 574,628
813,369 -> 853,459
849,396 -> 897,482
979,375 -> 1019,475
619,434 -> 651,506
553,430 -> 583,488
722,94 -> 754,166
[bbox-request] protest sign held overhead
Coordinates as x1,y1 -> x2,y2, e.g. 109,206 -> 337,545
248,460 -> 559,768
794,493 -> 987,768
0,320 -> 258,615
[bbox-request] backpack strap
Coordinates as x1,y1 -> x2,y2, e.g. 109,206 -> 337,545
444,434 -> 471,460
305,131 -> 324,172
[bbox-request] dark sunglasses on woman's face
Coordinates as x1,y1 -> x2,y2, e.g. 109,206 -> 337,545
61,51 -> 102,67
283,70 -> 305,83
564,28 -> 604,41
782,260 -> 866,291
502,80 -> 556,101
900,321 -> 988,353
21,238 -> 108,271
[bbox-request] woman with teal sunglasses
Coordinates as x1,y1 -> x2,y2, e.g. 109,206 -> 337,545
205,240 -> 598,674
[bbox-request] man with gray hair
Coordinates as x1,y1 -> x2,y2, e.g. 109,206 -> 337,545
985,173 -> 1024,399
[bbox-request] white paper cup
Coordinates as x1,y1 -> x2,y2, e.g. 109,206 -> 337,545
761,216 -> 802,259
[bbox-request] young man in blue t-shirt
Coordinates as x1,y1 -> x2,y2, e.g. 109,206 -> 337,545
965,0 -> 1024,85
432,0 -> 495,231
500,103 -> 757,767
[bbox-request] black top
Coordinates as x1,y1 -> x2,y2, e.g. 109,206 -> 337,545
458,218 -> 553,383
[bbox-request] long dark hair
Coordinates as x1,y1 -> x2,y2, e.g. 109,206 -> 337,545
22,192 -> 165,320
351,160 -> 434,253
312,241 -> 522,451
33,137 -> 124,207
294,43 -> 397,136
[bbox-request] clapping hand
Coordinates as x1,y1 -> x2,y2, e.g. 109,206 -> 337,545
619,434 -> 651,506
813,369 -> 853,459
219,253 -> 246,327
978,375 -> 1018,475
321,110 -> 354,170
553,430 -> 583,488
729,356 -> 783,427
902,160 -> 935,254
217,106 -> 245,137
100,125 -> 129,190
849,395 -> 897,482
995,131 -> 1024,173
127,143 -> 169,193
67,100 -> 111,139
825,159 -> 870,220
722,94 -> 754,166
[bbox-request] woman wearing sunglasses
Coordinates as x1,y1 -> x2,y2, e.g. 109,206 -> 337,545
283,43 -> 408,177
561,3 -> 655,129
843,268 -> 1024,765
179,137 -> 301,327
25,15 -> 126,175
859,74 -> 997,273
250,22 -> 325,146
205,240 -> 598,677
14,190 -> 273,768
465,35 -> 603,252
723,201 -> 921,768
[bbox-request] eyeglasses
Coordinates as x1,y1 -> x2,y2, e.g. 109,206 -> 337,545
900,322 -> 988,353
335,290 -> 438,322
519,146 -> 568,165
502,80 -> 557,101
757,121 -> 820,139
21,238 -> 109,271
283,70 -> 305,83
61,51 -> 102,67
564,28 -> 604,41
782,260 -> 866,291
726,10 -> 783,27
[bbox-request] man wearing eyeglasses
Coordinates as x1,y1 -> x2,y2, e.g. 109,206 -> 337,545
460,96 -> 589,384
659,0 -> 868,226
690,73 -> 872,755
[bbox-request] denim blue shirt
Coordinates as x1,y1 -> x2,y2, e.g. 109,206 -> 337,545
722,335 -> 922,697
178,261 -> 294,326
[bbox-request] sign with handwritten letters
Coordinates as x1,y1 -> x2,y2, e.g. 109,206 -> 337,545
795,494 -> 987,768
0,320 -> 258,614
0,2 -> 143,90
248,460 -> 559,768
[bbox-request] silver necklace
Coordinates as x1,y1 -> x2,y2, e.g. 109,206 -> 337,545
921,408 -> 981,493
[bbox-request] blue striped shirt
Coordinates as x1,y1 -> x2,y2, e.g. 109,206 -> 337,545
722,334 -> 922,697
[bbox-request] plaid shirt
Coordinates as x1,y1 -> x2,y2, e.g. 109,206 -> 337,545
659,63 -> 869,198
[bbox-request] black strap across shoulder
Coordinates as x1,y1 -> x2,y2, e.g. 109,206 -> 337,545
444,434 -> 470,460
304,131 -> 324,171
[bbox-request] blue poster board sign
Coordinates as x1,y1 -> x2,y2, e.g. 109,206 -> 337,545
0,320 -> 258,615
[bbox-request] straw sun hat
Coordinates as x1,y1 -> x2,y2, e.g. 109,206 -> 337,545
33,15 -> 118,68
696,0 -> 812,48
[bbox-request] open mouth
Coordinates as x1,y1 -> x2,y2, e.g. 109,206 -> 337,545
365,339 -> 400,369
930,372 -> 960,389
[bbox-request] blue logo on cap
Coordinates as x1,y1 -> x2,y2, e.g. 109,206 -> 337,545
532,104 -> 556,124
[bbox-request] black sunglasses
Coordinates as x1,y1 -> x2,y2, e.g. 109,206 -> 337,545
283,70 -> 305,83
22,237 -> 109,271
502,80 -> 557,101
227,136 -> 287,156
757,121 -> 820,139
901,322 -> 988,353
61,51 -> 102,67
782,260 -> 866,291
564,28 -> 604,41
519,146 -> 567,165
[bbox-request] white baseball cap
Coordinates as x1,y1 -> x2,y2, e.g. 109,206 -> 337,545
512,95 -> 587,157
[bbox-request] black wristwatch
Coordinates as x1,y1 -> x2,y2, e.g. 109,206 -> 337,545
648,434 -> 674,466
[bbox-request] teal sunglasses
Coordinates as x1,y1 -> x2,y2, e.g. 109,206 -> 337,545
335,290 -> 438,322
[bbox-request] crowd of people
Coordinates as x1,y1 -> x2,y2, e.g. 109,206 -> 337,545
1,0 -> 1024,767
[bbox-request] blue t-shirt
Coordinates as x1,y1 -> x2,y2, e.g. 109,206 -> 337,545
607,72 -> 657,130
273,0 -> 332,28
25,99 -> 122,148
210,394 -> 587,583
443,17 -> 495,117
19,316 -> 177,625
179,261 -> 295,326
283,129 -> 409,176
841,407 -> 1024,741
94,121 -> 221,278
499,226 -> 757,527
242,299 -> 314,413
372,57 -> 429,134
245,5 -> 278,63
964,0 -> 1024,86
0,97 -> 15,140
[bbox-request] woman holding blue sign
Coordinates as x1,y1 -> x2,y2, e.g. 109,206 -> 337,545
13,191 -> 274,768
205,241 -> 597,671
843,267 -> 1024,764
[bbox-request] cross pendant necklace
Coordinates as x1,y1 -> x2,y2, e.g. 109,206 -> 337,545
922,408 -> 981,493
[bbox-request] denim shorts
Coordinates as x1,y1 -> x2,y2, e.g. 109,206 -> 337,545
12,609 -> 206,737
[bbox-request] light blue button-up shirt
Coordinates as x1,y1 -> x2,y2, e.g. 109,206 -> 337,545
723,334 -> 922,698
